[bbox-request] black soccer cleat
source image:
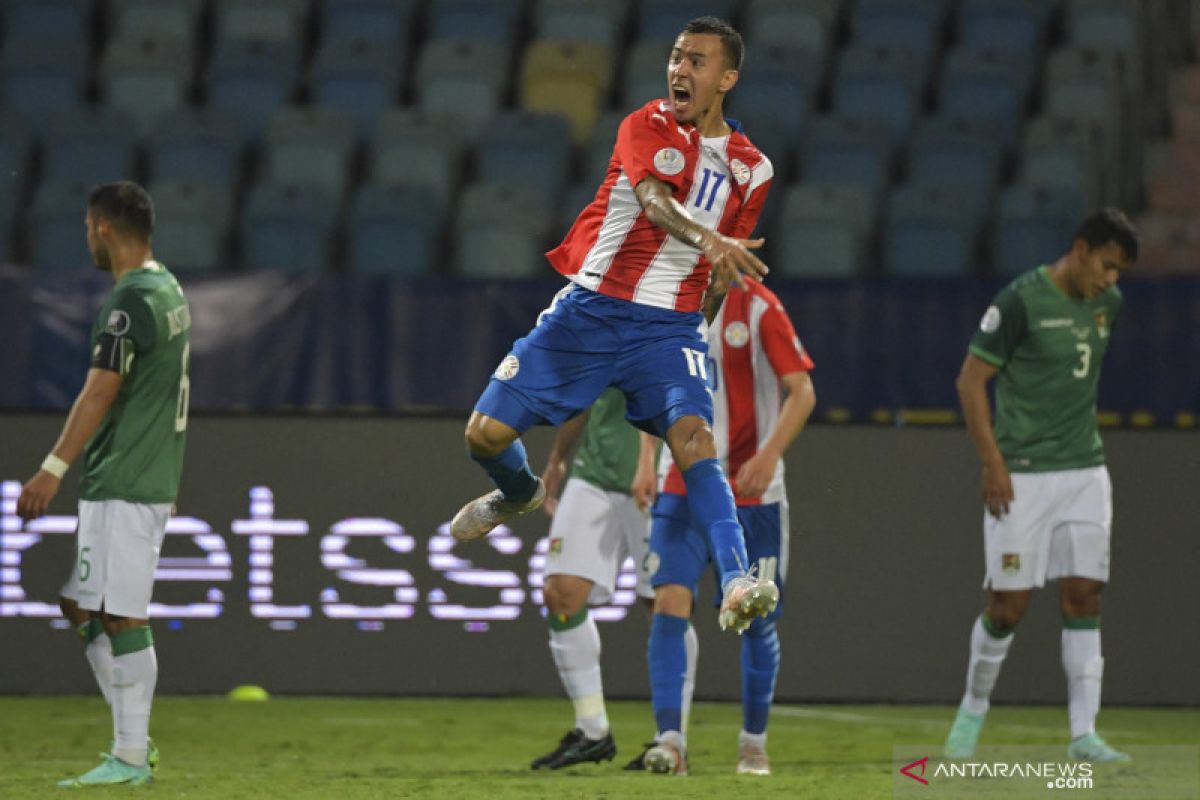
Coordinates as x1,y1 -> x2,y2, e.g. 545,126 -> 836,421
530,728 -> 617,770
623,742 -> 655,771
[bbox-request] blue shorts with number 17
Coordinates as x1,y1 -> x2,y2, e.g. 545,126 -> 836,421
475,285 -> 713,437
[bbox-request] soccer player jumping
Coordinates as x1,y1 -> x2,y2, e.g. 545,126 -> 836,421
451,17 -> 778,633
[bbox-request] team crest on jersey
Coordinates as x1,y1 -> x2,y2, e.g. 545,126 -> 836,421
1094,311 -> 1109,339
548,538 -> 563,556
644,551 -> 661,578
653,147 -> 685,176
730,158 -> 751,186
105,309 -> 131,336
494,354 -> 520,380
979,305 -> 1001,333
1001,553 -> 1021,574
724,321 -> 750,348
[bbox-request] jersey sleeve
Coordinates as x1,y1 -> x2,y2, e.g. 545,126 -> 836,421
92,289 -> 157,375
729,157 -> 774,239
759,298 -> 814,376
613,105 -> 687,191
968,287 -> 1026,368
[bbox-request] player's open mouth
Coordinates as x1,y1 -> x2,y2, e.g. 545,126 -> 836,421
671,85 -> 692,109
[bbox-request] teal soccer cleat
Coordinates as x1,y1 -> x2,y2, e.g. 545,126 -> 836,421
944,708 -> 985,759
58,753 -> 153,787
1068,732 -> 1131,763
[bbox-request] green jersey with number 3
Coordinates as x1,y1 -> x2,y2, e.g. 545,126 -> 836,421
571,388 -> 641,494
969,266 -> 1122,473
80,261 -> 191,503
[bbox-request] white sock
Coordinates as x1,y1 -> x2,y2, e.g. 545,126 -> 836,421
111,646 -> 157,766
85,632 -> 115,706
1062,627 -> 1103,740
739,729 -> 767,749
960,616 -> 1014,715
681,623 -> 698,736
549,614 -> 609,740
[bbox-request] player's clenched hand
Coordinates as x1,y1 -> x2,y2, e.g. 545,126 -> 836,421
702,232 -> 768,288
17,471 -> 61,522
540,458 -> 569,517
630,460 -> 657,513
982,458 -> 1013,519
734,451 -> 777,499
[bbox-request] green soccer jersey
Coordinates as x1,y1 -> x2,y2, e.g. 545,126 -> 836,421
571,388 -> 641,494
969,266 -> 1122,473
80,261 -> 191,503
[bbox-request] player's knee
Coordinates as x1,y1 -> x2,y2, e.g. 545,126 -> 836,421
985,596 -> 1028,630
653,584 -> 693,617
58,596 -> 88,626
666,418 -> 716,470
464,413 -> 514,458
543,577 -> 587,617
1061,592 -> 1102,618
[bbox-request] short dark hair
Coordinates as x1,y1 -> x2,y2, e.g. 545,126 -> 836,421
681,16 -> 744,70
89,181 -> 155,240
1074,208 -> 1138,262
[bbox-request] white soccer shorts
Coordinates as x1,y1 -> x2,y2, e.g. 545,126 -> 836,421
983,465 -> 1112,591
543,477 -> 654,603
60,499 -> 171,618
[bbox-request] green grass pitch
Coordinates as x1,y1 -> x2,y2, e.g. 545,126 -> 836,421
0,697 -> 1196,798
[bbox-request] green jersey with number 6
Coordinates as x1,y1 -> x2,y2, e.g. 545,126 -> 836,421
969,266 -> 1122,473
80,261 -> 191,503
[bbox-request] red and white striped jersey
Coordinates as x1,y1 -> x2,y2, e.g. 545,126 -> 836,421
546,99 -> 774,313
660,281 -> 814,505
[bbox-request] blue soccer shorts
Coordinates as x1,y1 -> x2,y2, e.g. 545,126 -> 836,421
648,492 -> 788,622
475,284 -> 714,437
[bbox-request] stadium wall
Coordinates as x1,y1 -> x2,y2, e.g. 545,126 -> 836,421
2,416 -> 1196,705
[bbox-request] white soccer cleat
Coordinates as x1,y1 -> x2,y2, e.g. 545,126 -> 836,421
449,479 -> 546,542
718,571 -> 779,634
643,734 -> 688,776
736,742 -> 771,776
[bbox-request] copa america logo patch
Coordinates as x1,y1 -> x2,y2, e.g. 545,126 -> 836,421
645,551 -> 661,577
494,354 -> 520,380
730,158 -> 751,185
105,309 -> 131,336
724,321 -> 750,347
653,147 -> 685,176
980,305 -> 1001,333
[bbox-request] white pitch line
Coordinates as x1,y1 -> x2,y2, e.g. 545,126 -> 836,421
770,706 -> 1154,739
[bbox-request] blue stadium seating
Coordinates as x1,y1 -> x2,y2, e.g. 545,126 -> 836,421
938,45 -> 1034,145
742,0 -> 829,60
454,182 -> 553,277
100,34 -> 194,137
147,107 -> 244,188
958,0 -> 1052,61
321,0 -> 416,42
535,0 -> 628,49
835,44 -> 928,146
884,183 -> 983,277
241,183 -> 339,271
636,0 -> 736,40
729,44 -> 820,140
415,39 -> 511,135
854,0 -> 947,68
428,0 -> 524,46
348,183 -> 444,274
111,0 -> 202,41
42,107 -> 138,185
209,38 -> 300,140
801,115 -> 894,199
215,0 -> 308,42
477,112 -> 573,200
994,184 -> 1085,276
30,180 -> 95,270
1,35 -> 89,124
907,115 -> 1004,193
2,0 -> 91,40
1019,114 -> 1104,209
147,179 -> 231,272
621,39 -> 670,107
369,109 -> 470,206
310,35 -> 406,139
775,183 -> 876,277
263,107 -> 358,199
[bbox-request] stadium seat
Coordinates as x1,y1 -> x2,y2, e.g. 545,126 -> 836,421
774,183 -> 876,277
320,0 -> 416,42
958,0 -> 1051,61
884,183 -> 982,277
853,0 -> 947,67
938,46 -> 1034,145
347,183 -> 444,274
1067,0 -> 1141,60
477,112 -> 573,200
263,107 -> 358,199
728,44 -> 820,139
801,115 -> 895,199
636,0 -> 735,40
520,40 -> 613,144
2,0 -> 91,40
310,35 -> 407,139
146,180 -> 232,272
241,183 -> 339,271
834,44 -> 927,147
29,180 -> 95,270
369,109 -> 470,206
728,114 -> 792,182
0,114 -> 29,263
147,107 -> 244,188
742,0 -> 829,59
993,184 -> 1085,276
209,38 -> 300,140
557,182 -> 599,240
41,107 -> 138,185
454,182 -> 553,277
580,111 -> 623,187
428,0 -> 523,45
0,188 -> 17,265
110,0 -> 203,41
621,39 -> 670,107
907,115 -> 1004,193
1018,115 -> 1105,210
215,0 -> 307,42
534,0 -> 628,48
100,33 -> 194,137
0,35 -> 89,123
415,39 -> 511,135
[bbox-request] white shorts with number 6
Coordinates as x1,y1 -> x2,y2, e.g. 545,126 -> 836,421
60,499 -> 171,618
544,478 -> 654,604
983,465 -> 1112,591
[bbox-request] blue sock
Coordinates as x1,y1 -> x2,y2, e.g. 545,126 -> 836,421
470,440 -> 538,502
741,620 -> 780,734
648,613 -> 689,734
682,458 -> 748,587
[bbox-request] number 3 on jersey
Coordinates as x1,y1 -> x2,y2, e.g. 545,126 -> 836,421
1072,342 -> 1091,378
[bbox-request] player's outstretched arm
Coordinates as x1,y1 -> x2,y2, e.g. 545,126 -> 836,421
17,368 -> 123,521
956,353 -> 1013,518
734,371 -> 816,499
540,411 -> 590,516
634,176 -> 768,288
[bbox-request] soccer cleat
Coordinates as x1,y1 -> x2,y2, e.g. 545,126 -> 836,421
1067,732 -> 1131,763
147,738 -> 160,772
530,729 -> 616,770
642,735 -> 688,776
944,707 -> 986,759
737,742 -> 771,775
718,571 -> 779,634
623,742 -> 655,771
57,753 -> 153,787
450,479 -> 546,542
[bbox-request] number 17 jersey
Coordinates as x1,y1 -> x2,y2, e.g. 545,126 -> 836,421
969,267 -> 1123,473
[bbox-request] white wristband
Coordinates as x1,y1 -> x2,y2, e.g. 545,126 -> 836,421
41,454 -> 69,479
